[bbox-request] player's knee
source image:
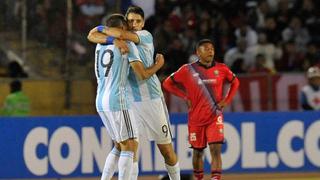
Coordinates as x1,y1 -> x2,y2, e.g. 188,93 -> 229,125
120,138 -> 138,151
193,149 -> 204,159
114,142 -> 121,151
210,145 -> 221,157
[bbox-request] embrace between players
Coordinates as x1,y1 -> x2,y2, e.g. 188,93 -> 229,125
87,5 -> 239,180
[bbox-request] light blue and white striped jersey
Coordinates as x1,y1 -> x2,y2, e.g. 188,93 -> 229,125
127,30 -> 163,102
95,42 -> 140,112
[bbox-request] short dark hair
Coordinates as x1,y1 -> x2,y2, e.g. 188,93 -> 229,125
10,80 -> 22,93
196,39 -> 214,49
125,5 -> 144,19
105,14 -> 127,28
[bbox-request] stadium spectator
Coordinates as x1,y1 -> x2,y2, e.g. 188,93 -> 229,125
274,0 -> 294,31
153,19 -> 177,54
249,54 -> 275,74
282,16 -> 310,53
247,32 -> 282,72
2,0 -> 320,79
304,42 -> 320,69
300,66 -> 320,110
1,80 -> 30,116
247,0 -> 270,29
224,38 -> 253,72
213,17 -> 235,60
234,22 -> 258,47
276,40 -> 305,72
163,37 -> 188,75
296,0 -> 319,42
261,16 -> 282,45
74,0 -> 105,33
7,61 -> 28,78
230,58 -> 247,74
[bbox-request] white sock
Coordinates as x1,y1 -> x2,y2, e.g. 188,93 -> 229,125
101,147 -> 120,180
130,161 -> 139,180
118,151 -> 134,180
165,162 -> 181,180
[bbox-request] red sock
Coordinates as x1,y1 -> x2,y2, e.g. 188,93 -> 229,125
211,169 -> 222,180
193,169 -> 204,180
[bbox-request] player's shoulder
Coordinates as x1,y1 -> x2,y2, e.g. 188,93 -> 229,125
173,64 -> 189,74
95,43 -> 102,49
136,30 -> 152,37
96,43 -> 114,49
215,61 -> 227,67
214,62 -> 231,69
182,63 -> 192,70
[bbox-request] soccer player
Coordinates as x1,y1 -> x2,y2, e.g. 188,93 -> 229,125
163,39 -> 240,180
93,14 -> 163,180
87,6 -> 180,180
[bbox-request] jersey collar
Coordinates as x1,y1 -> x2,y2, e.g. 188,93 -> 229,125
196,60 -> 216,69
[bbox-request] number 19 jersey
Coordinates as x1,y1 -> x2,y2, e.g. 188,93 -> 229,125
95,42 -> 140,112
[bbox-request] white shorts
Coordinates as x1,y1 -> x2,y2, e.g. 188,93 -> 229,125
98,109 -> 138,143
132,98 -> 172,144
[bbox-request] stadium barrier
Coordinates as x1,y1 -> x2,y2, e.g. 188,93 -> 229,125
0,73 -> 309,116
0,111 -> 319,178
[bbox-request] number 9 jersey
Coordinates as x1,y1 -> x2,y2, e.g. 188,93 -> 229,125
94,42 -> 141,112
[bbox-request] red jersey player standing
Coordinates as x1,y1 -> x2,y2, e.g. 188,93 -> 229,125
163,39 -> 239,180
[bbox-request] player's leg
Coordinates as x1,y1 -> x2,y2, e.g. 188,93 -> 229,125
207,115 -> 224,180
101,110 -> 139,180
208,143 -> 222,180
157,143 -> 177,165
157,143 -> 180,180
138,98 -> 180,179
131,160 -> 139,180
98,112 -> 120,180
192,148 -> 204,180
130,139 -> 139,180
101,141 -> 121,180
189,124 -> 206,180
117,109 -> 139,180
118,138 -> 138,180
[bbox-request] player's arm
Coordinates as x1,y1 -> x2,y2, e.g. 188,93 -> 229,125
163,73 -> 188,100
87,26 -> 139,44
218,75 -> 240,108
127,42 -> 162,80
102,27 -> 139,44
87,27 -> 109,44
87,27 -> 129,54
130,54 -> 164,80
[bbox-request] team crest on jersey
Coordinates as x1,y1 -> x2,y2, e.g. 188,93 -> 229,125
214,70 -> 219,76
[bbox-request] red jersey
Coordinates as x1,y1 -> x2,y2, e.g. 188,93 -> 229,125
164,61 -> 237,126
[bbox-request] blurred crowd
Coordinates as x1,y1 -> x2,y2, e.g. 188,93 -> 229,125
150,0 -> 320,77
0,0 -> 319,78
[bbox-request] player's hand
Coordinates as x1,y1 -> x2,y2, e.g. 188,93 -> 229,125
155,53 -> 165,68
186,99 -> 191,108
114,39 -> 129,54
217,99 -> 227,109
